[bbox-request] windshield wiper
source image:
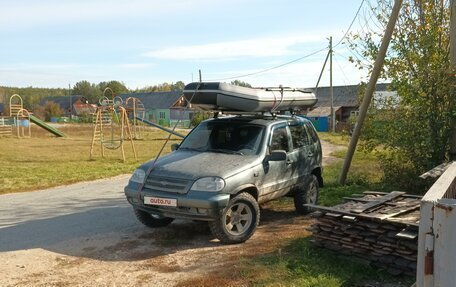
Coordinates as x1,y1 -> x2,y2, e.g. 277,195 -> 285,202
208,148 -> 244,155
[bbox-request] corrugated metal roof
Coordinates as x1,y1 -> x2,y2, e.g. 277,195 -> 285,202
118,91 -> 183,109
312,83 -> 389,108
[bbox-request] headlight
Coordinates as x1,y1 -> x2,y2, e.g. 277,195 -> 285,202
191,177 -> 225,192
130,169 -> 146,184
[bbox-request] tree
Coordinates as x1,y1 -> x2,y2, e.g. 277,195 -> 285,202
349,0 -> 454,191
72,80 -> 101,104
230,80 -> 252,88
134,81 -> 186,92
42,101 -> 64,121
97,81 -> 129,97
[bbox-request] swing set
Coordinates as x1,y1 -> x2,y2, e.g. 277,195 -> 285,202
90,88 -> 137,162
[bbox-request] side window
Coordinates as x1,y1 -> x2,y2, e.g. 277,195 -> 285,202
305,122 -> 319,143
289,124 -> 311,149
270,125 -> 290,152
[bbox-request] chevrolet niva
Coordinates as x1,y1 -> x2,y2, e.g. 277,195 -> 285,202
124,114 -> 323,244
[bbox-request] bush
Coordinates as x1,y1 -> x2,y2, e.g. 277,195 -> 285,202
190,112 -> 211,127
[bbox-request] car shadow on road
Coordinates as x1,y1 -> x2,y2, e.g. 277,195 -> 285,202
0,199 -> 307,262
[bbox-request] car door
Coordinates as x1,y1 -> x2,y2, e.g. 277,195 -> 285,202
258,123 -> 293,202
287,121 -> 314,186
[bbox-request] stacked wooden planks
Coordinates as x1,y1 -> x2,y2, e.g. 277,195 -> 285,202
307,191 -> 421,276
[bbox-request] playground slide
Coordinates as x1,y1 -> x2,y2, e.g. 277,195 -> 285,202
29,115 -> 66,137
135,116 -> 185,139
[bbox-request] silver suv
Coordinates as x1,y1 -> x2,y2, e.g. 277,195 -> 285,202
124,114 -> 323,244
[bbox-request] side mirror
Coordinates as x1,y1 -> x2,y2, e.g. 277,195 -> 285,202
171,143 -> 180,151
268,150 -> 287,161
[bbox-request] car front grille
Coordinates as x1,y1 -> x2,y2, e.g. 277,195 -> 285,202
144,175 -> 192,194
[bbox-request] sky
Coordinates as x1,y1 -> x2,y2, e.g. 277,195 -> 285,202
0,0 -> 374,90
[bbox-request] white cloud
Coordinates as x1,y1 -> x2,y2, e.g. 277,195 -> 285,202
143,34 -> 323,61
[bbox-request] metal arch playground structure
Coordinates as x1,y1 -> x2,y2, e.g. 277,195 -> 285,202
125,96 -> 146,140
90,88 -> 137,162
10,94 -> 30,137
0,94 -> 66,138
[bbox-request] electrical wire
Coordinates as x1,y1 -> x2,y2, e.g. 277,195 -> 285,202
207,47 -> 327,81
334,54 -> 352,84
334,0 -> 366,48
205,0 -> 367,82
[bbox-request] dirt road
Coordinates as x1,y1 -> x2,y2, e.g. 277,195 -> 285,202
0,141 -> 344,287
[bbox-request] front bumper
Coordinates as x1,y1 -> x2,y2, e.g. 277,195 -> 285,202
125,185 -> 230,221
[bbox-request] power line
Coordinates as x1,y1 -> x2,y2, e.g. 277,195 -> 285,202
334,0 -> 366,48
207,47 -> 327,81
206,0 -> 366,82
334,53 -> 352,84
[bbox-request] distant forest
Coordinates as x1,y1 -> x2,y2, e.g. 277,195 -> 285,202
0,80 -> 251,112
0,80 -> 186,112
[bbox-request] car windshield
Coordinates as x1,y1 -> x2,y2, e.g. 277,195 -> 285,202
179,120 -> 265,155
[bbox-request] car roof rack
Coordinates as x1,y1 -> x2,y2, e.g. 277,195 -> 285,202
212,110 -> 300,120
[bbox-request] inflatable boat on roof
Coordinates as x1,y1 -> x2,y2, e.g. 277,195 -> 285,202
183,82 -> 317,112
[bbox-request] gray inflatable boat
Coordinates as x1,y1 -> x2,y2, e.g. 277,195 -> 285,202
183,82 -> 317,112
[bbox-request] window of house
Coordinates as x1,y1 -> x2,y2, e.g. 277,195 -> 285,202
159,112 -> 166,119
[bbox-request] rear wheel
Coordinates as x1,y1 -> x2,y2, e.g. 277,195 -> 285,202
294,175 -> 319,214
209,192 -> 260,244
134,209 -> 174,227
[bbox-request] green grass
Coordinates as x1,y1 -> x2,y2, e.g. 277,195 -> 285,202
317,132 -> 350,146
0,124 -> 187,194
243,237 -> 413,287
1,128 -> 414,286
319,143 -> 385,206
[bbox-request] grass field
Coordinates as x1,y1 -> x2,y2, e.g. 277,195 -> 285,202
0,126 -> 413,285
0,124 -> 185,194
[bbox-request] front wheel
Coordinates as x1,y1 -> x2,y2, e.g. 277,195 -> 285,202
294,175 -> 319,214
209,192 -> 260,244
134,209 -> 174,228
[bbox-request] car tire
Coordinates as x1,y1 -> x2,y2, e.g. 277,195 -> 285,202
209,192 -> 260,244
134,209 -> 174,227
294,175 -> 319,214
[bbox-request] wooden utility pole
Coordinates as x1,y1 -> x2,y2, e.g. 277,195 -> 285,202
449,0 -> 456,160
330,36 -> 335,132
339,0 -> 403,184
199,69 -> 202,82
314,49 -> 331,94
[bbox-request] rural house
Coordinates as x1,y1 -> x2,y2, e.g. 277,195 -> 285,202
38,96 -> 96,118
306,83 -> 390,131
119,91 -> 191,127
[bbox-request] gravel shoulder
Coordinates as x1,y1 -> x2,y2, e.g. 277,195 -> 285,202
0,140 -> 345,287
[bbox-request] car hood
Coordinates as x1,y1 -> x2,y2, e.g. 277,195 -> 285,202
144,151 -> 262,180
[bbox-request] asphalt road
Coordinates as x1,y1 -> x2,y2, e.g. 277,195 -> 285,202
0,140 -> 342,254
0,174 -> 135,253
0,140 -> 345,286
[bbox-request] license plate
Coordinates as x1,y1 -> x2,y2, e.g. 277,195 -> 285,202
144,196 -> 177,207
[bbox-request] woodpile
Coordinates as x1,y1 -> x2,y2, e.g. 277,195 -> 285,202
307,191 -> 421,276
